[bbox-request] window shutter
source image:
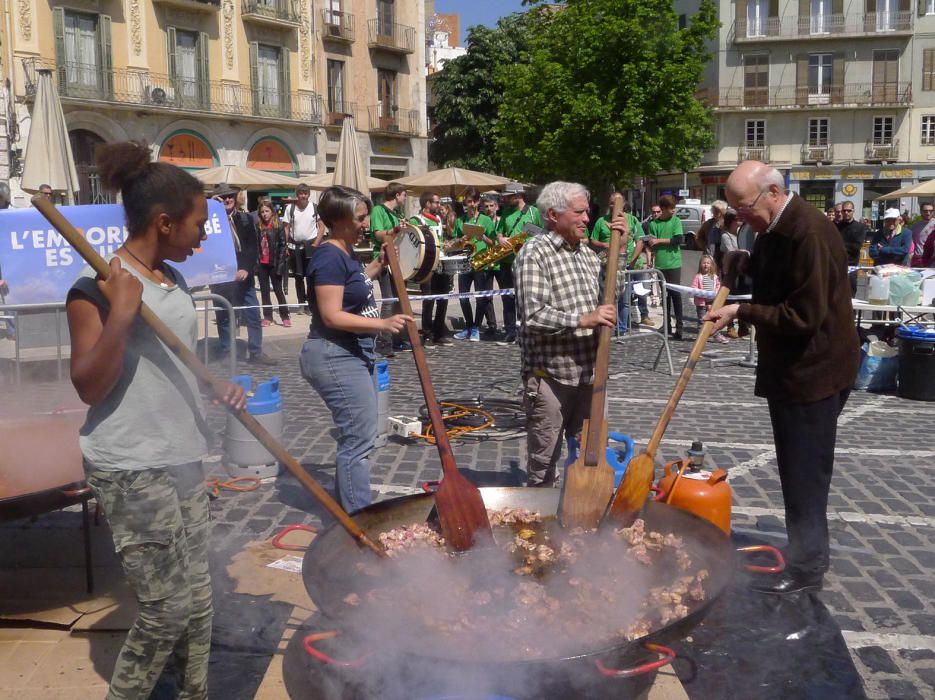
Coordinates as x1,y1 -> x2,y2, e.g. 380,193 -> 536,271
736,0 -> 747,33
832,0 -> 843,15
167,27 -> 178,81
898,0 -> 909,13
198,32 -> 210,109
798,0 -> 809,35
923,49 -> 934,91
866,0 -> 876,11
98,14 -> 113,99
53,8 -> 66,93
279,47 -> 291,118
768,0 -> 778,16
249,42 -> 259,116
796,54 -> 809,105
832,53 -> 845,104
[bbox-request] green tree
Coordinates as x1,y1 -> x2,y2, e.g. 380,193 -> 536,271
495,0 -> 720,192
428,13 -> 538,173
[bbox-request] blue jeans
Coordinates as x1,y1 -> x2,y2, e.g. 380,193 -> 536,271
212,278 -> 262,357
632,271 -> 650,319
616,276 -> 632,332
299,338 -> 376,513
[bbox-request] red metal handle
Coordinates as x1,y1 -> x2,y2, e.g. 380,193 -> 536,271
595,642 -> 676,678
421,480 -> 440,493
302,631 -> 367,668
271,524 -> 318,551
737,544 -> 786,574
650,485 -> 665,502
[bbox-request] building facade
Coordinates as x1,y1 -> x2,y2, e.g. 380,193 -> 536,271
660,0 -> 935,222
0,0 -> 428,205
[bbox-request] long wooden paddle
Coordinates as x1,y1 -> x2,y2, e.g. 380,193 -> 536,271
384,241 -> 492,551
558,197 -> 625,530
32,196 -> 386,558
603,284 -> 731,527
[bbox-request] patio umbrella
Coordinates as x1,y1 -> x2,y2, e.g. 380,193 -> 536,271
193,165 -> 302,190
304,172 -> 388,192
393,167 -> 511,197
333,116 -> 369,193
873,179 -> 935,200
20,69 -> 80,204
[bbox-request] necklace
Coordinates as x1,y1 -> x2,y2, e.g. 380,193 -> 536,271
122,246 -> 169,288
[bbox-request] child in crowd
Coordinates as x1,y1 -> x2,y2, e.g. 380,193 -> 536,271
691,254 -> 729,344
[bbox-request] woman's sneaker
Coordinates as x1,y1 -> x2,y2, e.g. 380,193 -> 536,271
282,318 -> 292,328
454,328 -> 470,340
469,327 -> 480,342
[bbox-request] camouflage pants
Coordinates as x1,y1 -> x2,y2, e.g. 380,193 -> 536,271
87,463 -> 212,700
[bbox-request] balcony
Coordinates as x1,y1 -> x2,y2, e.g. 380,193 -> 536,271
23,58 -> 321,125
367,19 -> 415,54
321,9 -> 355,43
865,139 -> 899,162
366,105 -> 418,136
324,100 -> 359,126
152,0 -> 219,11
738,144 -> 770,162
801,143 -> 834,163
698,82 -> 911,110
733,11 -> 912,42
241,0 -> 300,28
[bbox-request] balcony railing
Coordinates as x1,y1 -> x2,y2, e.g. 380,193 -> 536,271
698,82 -> 911,110
733,11 -> 912,41
324,100 -> 359,126
152,0 -> 219,12
321,9 -> 355,42
366,105 -> 419,135
23,59 -> 321,124
738,144 -> 770,162
367,19 -> 415,54
801,143 -> 834,163
242,0 -> 300,27
865,139 -> 899,162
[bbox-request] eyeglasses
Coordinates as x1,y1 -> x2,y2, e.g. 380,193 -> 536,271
735,189 -> 766,213
923,208 -> 934,214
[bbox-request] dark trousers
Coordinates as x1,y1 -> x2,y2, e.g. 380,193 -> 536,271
457,270 -> 493,329
493,264 -> 516,332
632,271 -> 650,319
768,389 -> 850,578
660,267 -> 683,334
420,272 -> 452,340
289,245 -> 310,307
257,263 -> 289,320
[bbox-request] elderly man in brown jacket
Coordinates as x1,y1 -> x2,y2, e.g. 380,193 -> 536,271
706,161 -> 860,595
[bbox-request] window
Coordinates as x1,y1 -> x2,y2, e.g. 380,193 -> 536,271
53,9 -> 112,98
747,0 -> 769,37
743,54 -> 769,107
923,49 -> 935,91
872,49 -> 899,103
324,0 -> 343,24
377,68 -> 397,128
928,0 -> 935,14
746,119 -> 766,147
326,59 -> 345,114
875,0 -> 895,31
809,118 -> 829,146
922,116 -> 935,146
873,116 -> 894,144
808,53 -> 833,103
810,0 -> 830,34
250,43 -> 291,118
377,0 -> 395,35
168,28 -> 209,109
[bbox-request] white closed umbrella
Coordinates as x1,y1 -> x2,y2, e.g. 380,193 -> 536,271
20,69 -> 80,204
192,165 -> 303,190
333,116 -> 369,193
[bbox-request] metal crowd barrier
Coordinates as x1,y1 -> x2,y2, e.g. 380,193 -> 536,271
611,268 -> 674,376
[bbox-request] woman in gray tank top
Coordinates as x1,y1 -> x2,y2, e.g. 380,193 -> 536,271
66,141 -> 246,700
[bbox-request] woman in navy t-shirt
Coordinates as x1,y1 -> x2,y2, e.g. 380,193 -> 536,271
299,186 -> 411,512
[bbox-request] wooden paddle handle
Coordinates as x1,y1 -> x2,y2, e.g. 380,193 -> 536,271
583,197 -> 625,466
32,196 -> 385,558
383,242 -> 460,478
645,285 -> 731,457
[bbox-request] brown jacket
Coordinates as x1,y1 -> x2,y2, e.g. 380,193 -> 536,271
737,193 -> 859,403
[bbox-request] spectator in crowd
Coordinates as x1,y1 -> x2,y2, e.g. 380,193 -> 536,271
824,206 -> 835,221
869,208 -> 912,265
833,202 -> 843,224
719,209 -> 751,339
479,194 -> 502,337
369,182 -> 412,355
453,187 -> 496,342
299,186 -> 411,512
642,202 -> 661,231
910,202 -> 935,267
209,183 -> 274,365
255,199 -> 291,328
588,191 -> 641,333
696,200 -> 727,257
646,195 -> 685,340
921,225 -> 935,266
282,183 -> 323,315
836,200 -> 868,266
691,254 -> 728,343
38,184 -> 53,200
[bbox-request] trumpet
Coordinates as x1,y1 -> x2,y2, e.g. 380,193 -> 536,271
470,223 -> 543,270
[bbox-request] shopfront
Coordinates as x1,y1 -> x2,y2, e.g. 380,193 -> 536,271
789,166 -> 914,225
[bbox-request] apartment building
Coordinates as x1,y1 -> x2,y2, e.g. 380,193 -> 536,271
659,0 -> 935,220
0,0 -> 428,205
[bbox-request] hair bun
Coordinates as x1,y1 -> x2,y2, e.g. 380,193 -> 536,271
95,141 -> 153,193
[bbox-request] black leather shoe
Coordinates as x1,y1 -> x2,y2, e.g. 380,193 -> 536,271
750,571 -> 823,595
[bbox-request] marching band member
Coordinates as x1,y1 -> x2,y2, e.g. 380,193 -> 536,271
588,192 -> 644,333
369,182 -> 412,355
453,187 -> 496,341
496,183 -> 541,345
410,191 -> 455,346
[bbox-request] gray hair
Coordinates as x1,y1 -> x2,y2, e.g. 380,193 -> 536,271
536,181 -> 589,225
711,200 -> 728,214
317,185 -> 371,228
756,167 -> 785,192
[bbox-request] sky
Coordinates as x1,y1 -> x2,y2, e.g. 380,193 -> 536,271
434,0 -> 528,45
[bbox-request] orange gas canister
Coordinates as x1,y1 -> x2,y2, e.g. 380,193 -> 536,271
654,441 -> 732,535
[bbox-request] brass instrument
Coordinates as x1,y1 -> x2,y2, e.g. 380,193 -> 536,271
470,222 -> 543,270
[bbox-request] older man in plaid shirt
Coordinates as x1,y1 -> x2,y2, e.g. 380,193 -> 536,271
515,181 -> 626,487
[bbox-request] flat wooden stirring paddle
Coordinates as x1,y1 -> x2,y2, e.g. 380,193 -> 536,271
603,285 -> 732,528
384,240 -> 492,551
32,196 -> 386,558
557,197 -> 625,530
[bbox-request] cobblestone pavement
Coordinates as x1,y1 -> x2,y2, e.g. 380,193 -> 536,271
4,304 -> 935,698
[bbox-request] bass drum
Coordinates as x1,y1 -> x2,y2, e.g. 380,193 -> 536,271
395,224 -> 439,284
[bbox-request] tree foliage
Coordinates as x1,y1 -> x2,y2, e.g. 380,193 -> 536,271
428,13 -> 537,173
495,0 -> 720,192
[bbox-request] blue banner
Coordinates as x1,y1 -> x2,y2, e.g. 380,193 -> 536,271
0,200 -> 237,305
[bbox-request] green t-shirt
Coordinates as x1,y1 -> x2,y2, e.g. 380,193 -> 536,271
495,204 -> 541,264
589,213 -> 641,262
453,212 -> 495,257
369,203 -> 402,260
648,216 -> 683,270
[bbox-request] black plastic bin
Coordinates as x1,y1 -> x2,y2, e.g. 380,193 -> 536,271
896,326 -> 935,401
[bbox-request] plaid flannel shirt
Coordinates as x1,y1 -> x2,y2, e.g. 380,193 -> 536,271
514,230 -> 603,386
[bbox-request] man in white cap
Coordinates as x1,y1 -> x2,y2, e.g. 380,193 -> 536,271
870,207 -> 912,266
